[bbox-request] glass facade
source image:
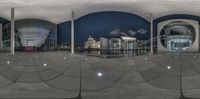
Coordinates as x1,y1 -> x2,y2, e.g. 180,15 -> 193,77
166,35 -> 192,52
160,21 -> 195,52
2,19 -> 57,51
2,24 -> 10,48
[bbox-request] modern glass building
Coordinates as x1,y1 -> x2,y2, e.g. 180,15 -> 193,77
1,0 -> 200,99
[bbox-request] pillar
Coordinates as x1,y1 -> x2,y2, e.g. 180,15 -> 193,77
11,8 -> 15,55
71,11 -> 75,54
150,13 -> 154,53
0,24 -> 2,49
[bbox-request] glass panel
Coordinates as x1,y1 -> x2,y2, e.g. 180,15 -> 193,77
160,21 -> 195,52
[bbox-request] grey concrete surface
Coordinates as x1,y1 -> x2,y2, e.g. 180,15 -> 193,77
0,51 -> 199,99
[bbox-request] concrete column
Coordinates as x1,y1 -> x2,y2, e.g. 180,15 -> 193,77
71,11 -> 75,54
0,24 -> 2,49
150,13 -> 154,53
11,8 -> 15,55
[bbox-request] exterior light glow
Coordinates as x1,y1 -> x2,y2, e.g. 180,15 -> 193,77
7,61 -> 10,64
43,63 -> 47,67
97,72 -> 103,77
167,66 -> 171,70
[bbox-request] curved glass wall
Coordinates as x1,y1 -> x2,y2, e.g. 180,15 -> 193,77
2,19 -> 57,51
160,21 -> 195,52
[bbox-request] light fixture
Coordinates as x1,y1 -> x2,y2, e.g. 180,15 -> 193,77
43,63 -> 47,67
7,61 -> 10,64
167,66 -> 171,70
97,72 -> 103,77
